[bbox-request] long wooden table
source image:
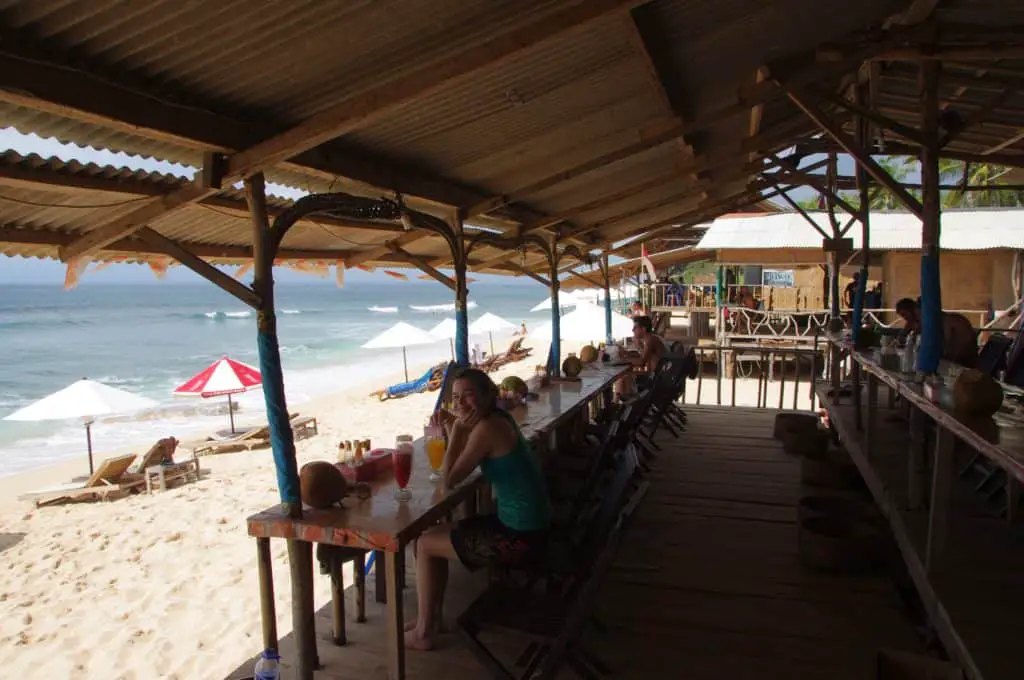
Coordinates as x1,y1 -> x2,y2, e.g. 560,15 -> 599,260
246,364 -> 629,680
821,337 -> 1024,679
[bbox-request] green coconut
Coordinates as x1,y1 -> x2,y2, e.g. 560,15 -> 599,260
500,375 -> 529,399
300,461 -> 348,509
579,345 -> 599,363
562,354 -> 584,378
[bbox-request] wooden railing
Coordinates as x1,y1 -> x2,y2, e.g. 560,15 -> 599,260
682,343 -> 824,411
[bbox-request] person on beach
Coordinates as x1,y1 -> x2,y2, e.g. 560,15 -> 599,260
514,321 -> 528,337
616,315 -> 666,397
895,297 -> 979,368
406,368 -> 551,651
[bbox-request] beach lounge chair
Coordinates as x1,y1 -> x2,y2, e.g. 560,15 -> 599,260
128,436 -> 178,474
183,413 -> 316,456
186,425 -> 271,456
369,363 -> 445,401
19,454 -> 143,507
480,338 -> 531,372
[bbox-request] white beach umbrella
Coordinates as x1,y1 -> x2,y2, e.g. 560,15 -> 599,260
469,312 -> 517,355
529,292 -> 578,312
533,302 -> 634,342
429,318 -> 458,359
4,378 -> 158,474
362,321 -> 439,382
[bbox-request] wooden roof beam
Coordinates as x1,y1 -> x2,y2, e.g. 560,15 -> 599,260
386,245 -> 456,292
788,91 -> 924,218
223,0 -> 653,180
0,224 -> 352,261
625,5 -> 700,173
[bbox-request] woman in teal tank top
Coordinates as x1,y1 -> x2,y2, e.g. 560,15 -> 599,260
405,368 -> 551,651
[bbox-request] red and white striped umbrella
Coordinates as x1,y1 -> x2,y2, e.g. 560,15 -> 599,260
174,357 -> 262,433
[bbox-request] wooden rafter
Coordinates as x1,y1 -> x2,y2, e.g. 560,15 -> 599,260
223,0 -> 651,180
465,118 -> 686,218
504,262 -> 551,287
0,224 -> 351,261
788,91 -> 925,218
134,228 -> 261,308
759,176 -> 831,239
624,5 -> 700,181
386,245 -> 455,291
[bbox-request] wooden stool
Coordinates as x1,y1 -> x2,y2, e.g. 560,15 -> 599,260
316,545 -> 368,645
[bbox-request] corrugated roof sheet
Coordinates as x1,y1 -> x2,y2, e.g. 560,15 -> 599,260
696,209 -> 1024,251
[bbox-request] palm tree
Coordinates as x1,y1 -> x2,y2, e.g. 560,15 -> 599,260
938,160 -> 1024,208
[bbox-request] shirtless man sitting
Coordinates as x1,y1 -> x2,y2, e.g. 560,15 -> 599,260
895,297 -> 978,368
616,315 -> 667,396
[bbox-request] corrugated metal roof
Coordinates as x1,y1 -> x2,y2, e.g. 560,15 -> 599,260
3,0 -> 1022,271
696,209 -> 1024,251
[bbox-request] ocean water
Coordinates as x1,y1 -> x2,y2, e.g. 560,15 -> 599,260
0,280 -> 554,477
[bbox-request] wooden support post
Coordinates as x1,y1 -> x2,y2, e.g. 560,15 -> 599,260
926,427 -> 955,572
865,372 -> 878,456
601,251 -> 613,343
918,59 -> 944,374
549,237 -> 562,377
452,213 -> 470,366
908,407 -> 927,509
246,174 -> 314,680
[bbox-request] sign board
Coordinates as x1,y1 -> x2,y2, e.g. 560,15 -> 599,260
762,269 -> 795,287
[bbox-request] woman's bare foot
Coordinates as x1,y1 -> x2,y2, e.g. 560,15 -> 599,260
404,629 -> 435,651
405,618 -> 452,633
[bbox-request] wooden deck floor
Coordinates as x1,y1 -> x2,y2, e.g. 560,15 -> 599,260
227,405 -> 922,680
823,387 -> 1024,680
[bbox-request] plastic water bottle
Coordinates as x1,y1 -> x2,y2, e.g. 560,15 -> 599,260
254,649 -> 280,680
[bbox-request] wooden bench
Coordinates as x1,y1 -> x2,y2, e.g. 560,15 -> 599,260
144,457 -> 201,493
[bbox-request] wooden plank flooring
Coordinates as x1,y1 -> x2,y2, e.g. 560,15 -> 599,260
822,387 -> 1024,680
226,405 -> 923,680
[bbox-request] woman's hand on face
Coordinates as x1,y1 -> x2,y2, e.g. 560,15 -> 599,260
430,409 -> 454,430
453,408 -> 481,433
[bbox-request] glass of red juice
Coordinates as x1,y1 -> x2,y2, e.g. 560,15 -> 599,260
393,445 -> 413,501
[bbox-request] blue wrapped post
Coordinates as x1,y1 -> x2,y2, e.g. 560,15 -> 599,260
602,252 -> 613,343
550,275 -> 562,377
918,60 -> 943,374
453,215 -> 470,366
715,266 -> 723,307
245,174 -> 315,680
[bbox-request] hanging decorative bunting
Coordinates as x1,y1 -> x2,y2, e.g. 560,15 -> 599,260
335,260 -> 346,288
148,256 -> 171,280
356,264 -> 375,273
383,270 -> 408,281
234,262 -> 253,280
63,257 -> 91,290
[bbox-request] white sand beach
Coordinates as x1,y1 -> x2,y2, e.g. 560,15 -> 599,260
0,340 -> 579,679
0,338 -> 811,679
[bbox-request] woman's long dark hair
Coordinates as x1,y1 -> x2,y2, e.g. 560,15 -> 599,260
452,367 -> 499,416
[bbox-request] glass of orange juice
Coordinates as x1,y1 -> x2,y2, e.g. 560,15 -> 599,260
424,424 -> 445,482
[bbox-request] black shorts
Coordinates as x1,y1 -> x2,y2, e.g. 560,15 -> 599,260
450,514 -> 548,571
635,374 -> 654,391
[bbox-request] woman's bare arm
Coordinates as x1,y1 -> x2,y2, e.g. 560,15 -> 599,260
444,421 -> 495,488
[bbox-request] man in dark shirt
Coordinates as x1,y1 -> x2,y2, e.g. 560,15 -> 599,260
895,297 -> 978,368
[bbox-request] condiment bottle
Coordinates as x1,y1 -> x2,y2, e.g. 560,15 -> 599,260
337,441 -> 346,462
354,440 -> 364,465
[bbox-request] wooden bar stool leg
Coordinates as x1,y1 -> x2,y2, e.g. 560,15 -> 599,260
330,555 -> 347,646
375,550 -> 387,604
256,538 -> 278,653
354,553 -> 367,623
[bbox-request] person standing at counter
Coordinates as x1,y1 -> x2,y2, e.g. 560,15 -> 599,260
895,297 -> 979,368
